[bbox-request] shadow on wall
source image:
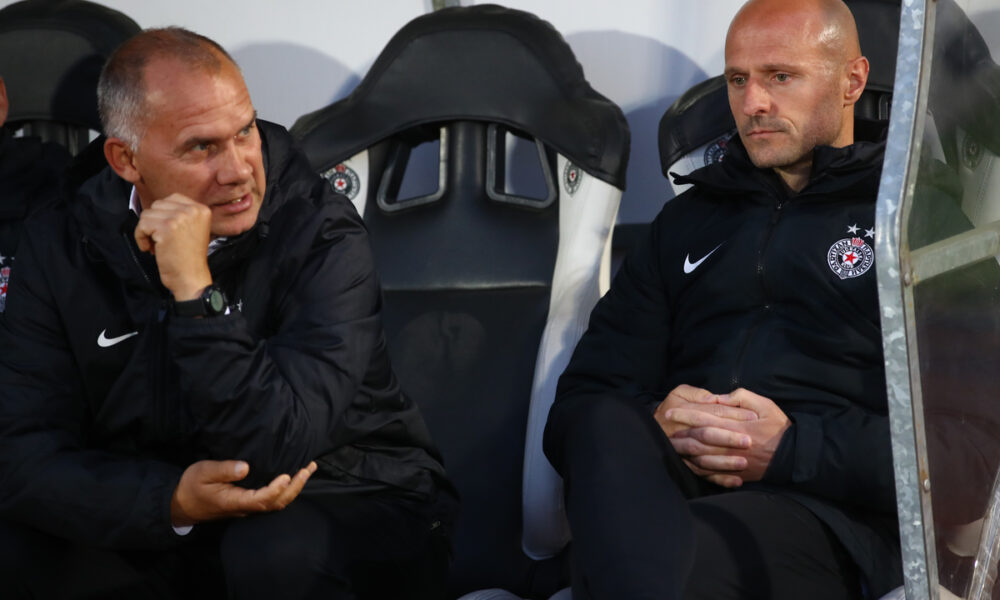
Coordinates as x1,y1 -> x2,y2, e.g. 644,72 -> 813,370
233,42 -> 360,129
566,30 -> 710,225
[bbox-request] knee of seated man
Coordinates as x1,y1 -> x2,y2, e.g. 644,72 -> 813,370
685,492 -> 862,600
556,394 -> 655,442
0,519 -> 84,573
220,506 -> 343,583
218,495 -> 448,597
549,394 -> 663,469
0,519 -> 147,597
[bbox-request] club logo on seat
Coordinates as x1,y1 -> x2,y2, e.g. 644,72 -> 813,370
564,162 -> 582,195
322,163 -> 360,200
963,133 -> 984,170
827,224 -> 875,279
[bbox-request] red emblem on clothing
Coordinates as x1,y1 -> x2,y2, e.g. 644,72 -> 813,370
0,266 -> 11,312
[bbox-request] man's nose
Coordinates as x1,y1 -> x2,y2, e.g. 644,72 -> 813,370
742,80 -> 771,116
216,142 -> 253,184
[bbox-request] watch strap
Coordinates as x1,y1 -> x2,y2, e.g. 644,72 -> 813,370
173,285 -> 227,318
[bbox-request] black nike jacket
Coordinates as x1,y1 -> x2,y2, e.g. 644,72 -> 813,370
546,136 -> 901,597
0,121 -> 453,550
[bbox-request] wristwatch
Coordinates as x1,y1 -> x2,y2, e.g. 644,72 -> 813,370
173,284 -> 227,318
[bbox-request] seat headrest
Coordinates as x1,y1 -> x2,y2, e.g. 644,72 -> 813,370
291,4 -> 629,189
930,0 -> 1000,157
0,0 -> 140,130
849,0 -> 899,96
656,76 -> 733,176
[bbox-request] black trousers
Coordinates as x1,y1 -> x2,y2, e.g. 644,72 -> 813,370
0,489 -> 453,600
545,394 -> 863,600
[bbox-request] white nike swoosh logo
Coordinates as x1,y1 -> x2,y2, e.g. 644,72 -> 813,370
683,243 -> 725,274
97,329 -> 139,348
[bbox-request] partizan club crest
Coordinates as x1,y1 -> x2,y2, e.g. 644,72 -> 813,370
563,161 -> 582,195
827,224 -> 875,279
703,134 -> 731,165
0,266 -> 10,313
322,163 -> 360,200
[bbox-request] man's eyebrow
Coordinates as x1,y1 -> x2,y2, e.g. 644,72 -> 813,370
235,113 -> 258,135
760,63 -> 798,71
179,113 -> 258,150
179,134 -> 218,150
724,63 -> 799,76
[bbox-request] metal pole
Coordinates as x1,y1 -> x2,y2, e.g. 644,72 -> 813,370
875,0 -> 940,598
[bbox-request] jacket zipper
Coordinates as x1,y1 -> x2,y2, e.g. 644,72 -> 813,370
730,199 -> 785,388
757,198 -> 785,296
122,232 -> 154,290
150,304 -> 178,442
122,232 -> 177,442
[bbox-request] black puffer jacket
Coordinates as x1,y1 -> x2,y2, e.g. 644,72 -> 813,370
0,121 -> 452,550
547,136 -> 901,597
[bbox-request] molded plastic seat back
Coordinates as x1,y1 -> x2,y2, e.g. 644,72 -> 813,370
0,0 -> 139,154
929,0 -> 1000,234
292,5 -> 629,597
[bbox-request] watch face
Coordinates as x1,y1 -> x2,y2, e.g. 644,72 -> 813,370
208,289 -> 226,314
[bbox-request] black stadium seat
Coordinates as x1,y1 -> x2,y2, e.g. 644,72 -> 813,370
0,0 -> 138,315
291,5 -> 629,598
0,0 -> 139,155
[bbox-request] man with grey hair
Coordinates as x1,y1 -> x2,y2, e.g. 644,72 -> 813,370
0,27 -> 455,599
545,0 -> 900,598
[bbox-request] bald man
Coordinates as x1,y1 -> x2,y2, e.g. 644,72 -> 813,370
544,1 -> 900,598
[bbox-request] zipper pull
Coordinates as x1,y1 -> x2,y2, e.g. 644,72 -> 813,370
771,200 -> 784,224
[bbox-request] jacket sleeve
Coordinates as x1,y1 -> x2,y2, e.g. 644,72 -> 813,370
167,187 -> 394,488
0,233 -> 185,549
762,408 -> 896,513
545,218 -> 672,468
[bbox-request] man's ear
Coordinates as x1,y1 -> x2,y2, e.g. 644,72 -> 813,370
104,137 -> 141,184
844,56 -> 870,106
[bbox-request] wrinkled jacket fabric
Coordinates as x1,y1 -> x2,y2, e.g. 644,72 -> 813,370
546,136 -> 901,597
0,121 -> 452,550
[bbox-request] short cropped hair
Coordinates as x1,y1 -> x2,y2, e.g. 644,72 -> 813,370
97,27 -> 237,149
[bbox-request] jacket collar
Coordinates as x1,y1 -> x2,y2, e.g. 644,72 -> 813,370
672,133 -> 886,202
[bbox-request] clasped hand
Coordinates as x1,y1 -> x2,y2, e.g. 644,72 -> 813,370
654,384 -> 790,488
